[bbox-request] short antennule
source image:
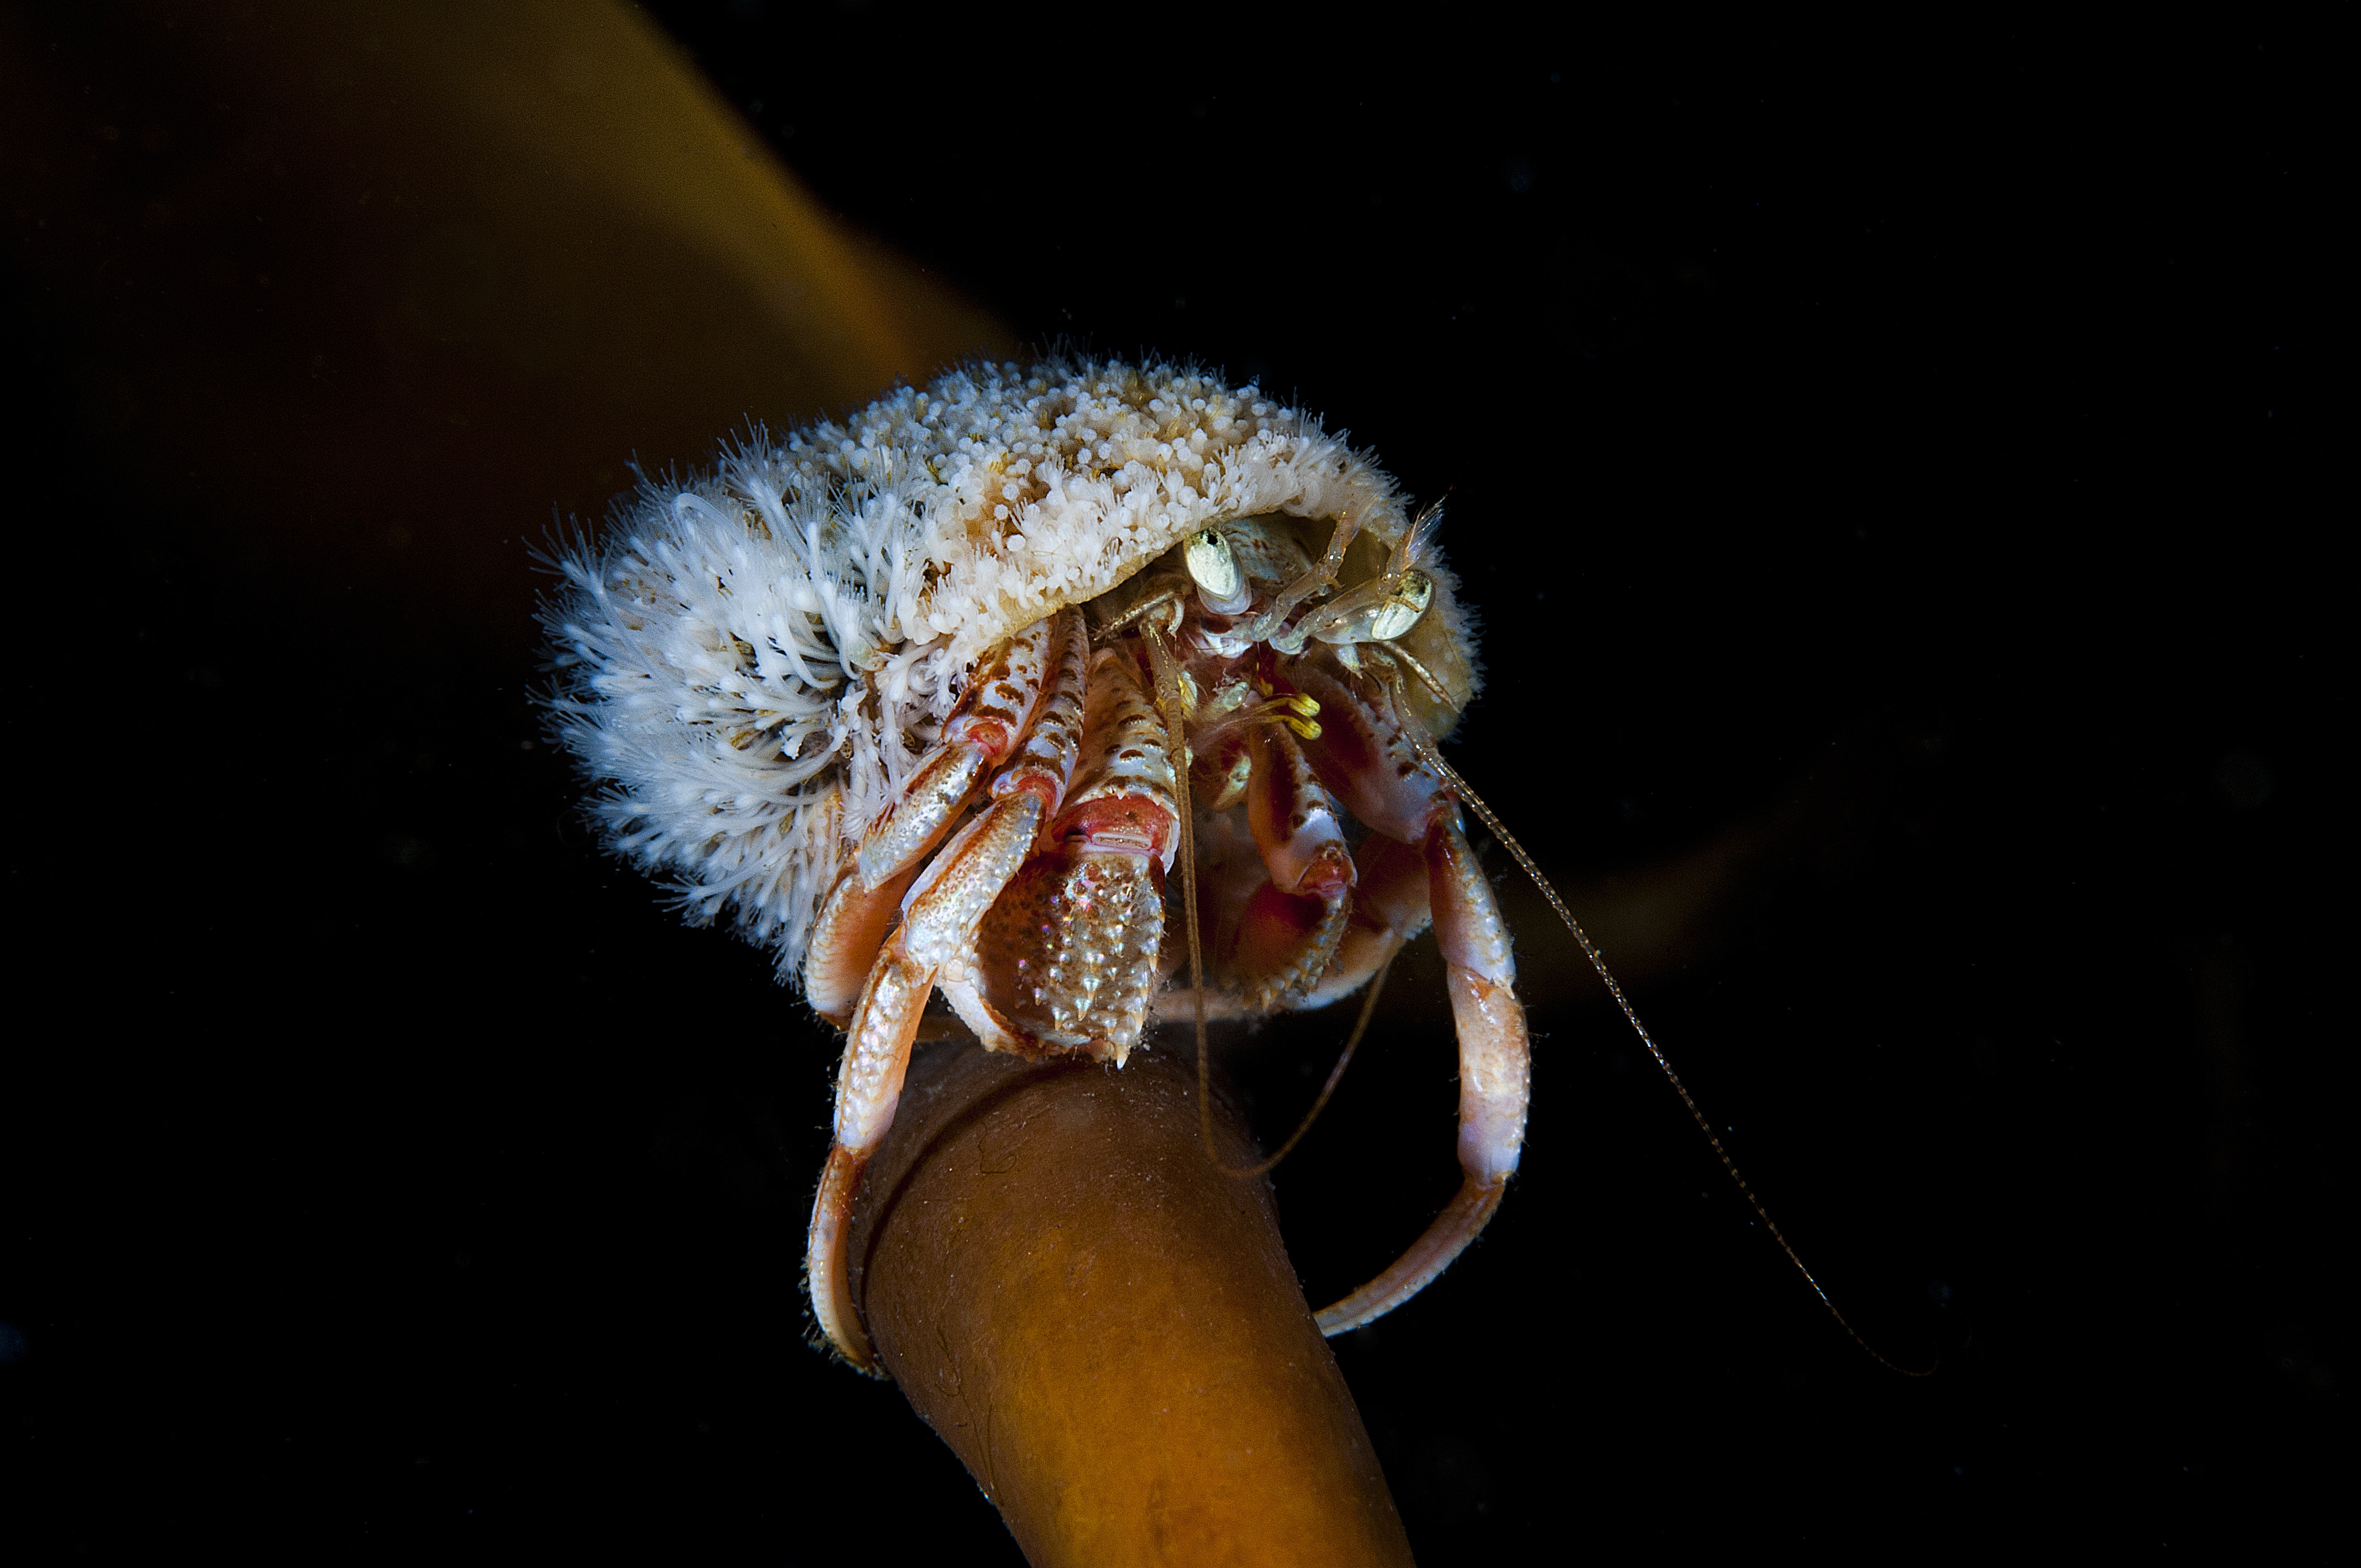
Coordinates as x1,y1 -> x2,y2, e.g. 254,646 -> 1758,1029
1364,647 -> 1934,1379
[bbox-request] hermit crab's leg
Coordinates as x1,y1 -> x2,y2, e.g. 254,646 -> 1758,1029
1245,723 -> 1354,902
854,614 -> 1059,888
1314,810 -> 1528,1335
1287,660 -> 1530,1334
1299,831 -> 1432,1011
805,613 -> 1079,1371
1339,652 -> 1932,1375
1242,510 -> 1366,646
808,796 -> 1045,1370
1288,664 -> 1441,843
803,617 -> 1062,1021
935,617 -> 1091,1051
1229,723 -> 1357,1012
804,861 -> 924,1022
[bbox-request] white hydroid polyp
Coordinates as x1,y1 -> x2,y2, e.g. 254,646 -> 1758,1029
540,356 -> 1422,987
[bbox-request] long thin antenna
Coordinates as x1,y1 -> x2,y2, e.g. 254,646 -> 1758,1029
1135,619 -> 1218,1170
1368,650 -> 1932,1378
1144,602 -> 1388,1180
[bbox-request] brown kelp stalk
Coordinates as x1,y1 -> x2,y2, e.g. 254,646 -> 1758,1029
847,1038 -> 1417,1567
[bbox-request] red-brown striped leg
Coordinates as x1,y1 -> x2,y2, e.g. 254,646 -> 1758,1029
808,945 -> 927,1371
804,860 -> 922,1022
1298,830 -> 1433,1011
937,613 -> 1090,1052
806,614 -> 1087,1369
1314,811 -> 1528,1334
1222,725 -> 1357,1012
807,789 -> 1047,1371
851,614 -> 1058,889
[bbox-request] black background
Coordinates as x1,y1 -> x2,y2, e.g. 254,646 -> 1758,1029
3,6 -> 2340,1561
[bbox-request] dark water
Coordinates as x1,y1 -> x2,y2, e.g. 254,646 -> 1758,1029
3,9 -> 2335,1561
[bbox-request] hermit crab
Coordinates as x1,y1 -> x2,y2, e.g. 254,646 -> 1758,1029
545,357 -> 1544,1373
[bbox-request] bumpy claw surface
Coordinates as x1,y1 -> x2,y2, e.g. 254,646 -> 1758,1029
981,848 -> 1165,1058
972,650 -> 1179,1061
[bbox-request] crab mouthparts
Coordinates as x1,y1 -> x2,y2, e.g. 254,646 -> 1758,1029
1053,797 -> 1172,863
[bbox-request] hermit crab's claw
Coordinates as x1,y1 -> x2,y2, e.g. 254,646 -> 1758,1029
968,647 -> 1180,1060
1313,809 -> 1529,1335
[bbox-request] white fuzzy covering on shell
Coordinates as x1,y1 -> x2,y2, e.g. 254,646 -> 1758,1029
541,357 -> 1421,985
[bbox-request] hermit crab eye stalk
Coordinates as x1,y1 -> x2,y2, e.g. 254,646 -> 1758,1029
1309,567 -> 1435,646
1183,529 -> 1252,614
1367,570 -> 1434,641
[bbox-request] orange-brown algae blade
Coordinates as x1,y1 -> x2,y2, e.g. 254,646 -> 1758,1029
2,1 -> 1016,650
847,1042 -> 1416,1568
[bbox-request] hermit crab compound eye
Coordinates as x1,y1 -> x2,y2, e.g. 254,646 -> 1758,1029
1366,570 -> 1434,641
1183,529 -> 1250,613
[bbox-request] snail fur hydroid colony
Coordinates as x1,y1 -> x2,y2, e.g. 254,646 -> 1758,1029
544,358 -> 1532,1372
